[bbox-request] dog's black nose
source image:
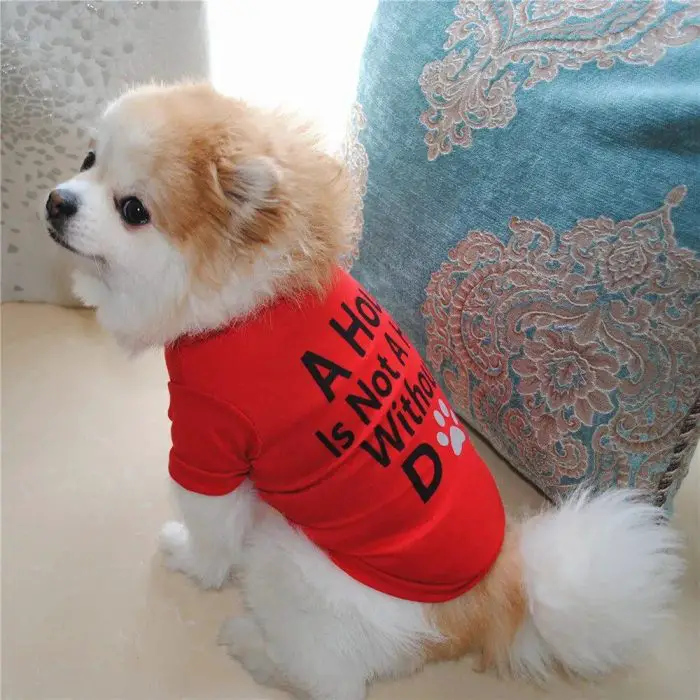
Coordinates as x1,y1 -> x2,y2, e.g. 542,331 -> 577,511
46,189 -> 79,229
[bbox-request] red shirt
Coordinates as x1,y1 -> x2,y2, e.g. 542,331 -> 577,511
165,269 -> 505,602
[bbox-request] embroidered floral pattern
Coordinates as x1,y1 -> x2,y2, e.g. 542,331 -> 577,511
422,188 -> 700,495
340,102 -> 368,269
514,331 -> 618,426
419,0 -> 700,160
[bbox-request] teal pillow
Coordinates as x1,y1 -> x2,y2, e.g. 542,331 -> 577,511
348,0 -> 700,506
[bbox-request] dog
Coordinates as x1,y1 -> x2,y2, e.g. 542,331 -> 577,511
47,82 -> 684,700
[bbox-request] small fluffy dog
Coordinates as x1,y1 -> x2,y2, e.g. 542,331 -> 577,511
47,83 -> 683,700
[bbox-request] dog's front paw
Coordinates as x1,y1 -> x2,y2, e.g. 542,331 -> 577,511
158,521 -> 194,575
158,521 -> 233,589
219,617 -> 278,687
159,520 -> 189,554
218,616 -> 262,651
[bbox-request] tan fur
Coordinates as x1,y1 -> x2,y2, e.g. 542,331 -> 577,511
423,527 -> 526,674
112,83 -> 353,296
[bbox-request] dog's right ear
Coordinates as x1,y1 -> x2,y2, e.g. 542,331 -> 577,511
215,155 -> 281,219
210,154 -> 284,244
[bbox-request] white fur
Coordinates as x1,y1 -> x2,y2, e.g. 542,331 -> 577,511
72,244 -> 293,352
169,491 -> 440,700
165,481 -> 683,699
159,481 -> 256,589
511,489 -> 684,679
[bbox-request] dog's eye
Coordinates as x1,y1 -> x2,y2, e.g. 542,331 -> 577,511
80,151 -> 96,172
118,197 -> 150,226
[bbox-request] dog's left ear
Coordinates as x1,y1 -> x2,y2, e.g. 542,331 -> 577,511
216,155 -> 280,215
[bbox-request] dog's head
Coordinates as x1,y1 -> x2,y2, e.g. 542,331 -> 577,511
47,82 -> 351,350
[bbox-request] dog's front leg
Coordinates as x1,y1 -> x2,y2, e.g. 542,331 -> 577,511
159,480 -> 256,589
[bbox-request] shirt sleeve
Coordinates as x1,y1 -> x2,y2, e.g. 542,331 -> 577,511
167,381 -> 259,496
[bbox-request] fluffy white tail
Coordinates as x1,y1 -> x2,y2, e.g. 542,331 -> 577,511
512,489 -> 684,679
